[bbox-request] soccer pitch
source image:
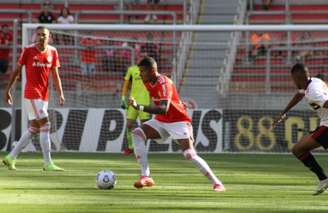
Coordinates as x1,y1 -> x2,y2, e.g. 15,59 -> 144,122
0,153 -> 327,213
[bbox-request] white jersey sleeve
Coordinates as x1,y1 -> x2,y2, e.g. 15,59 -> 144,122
305,78 -> 328,109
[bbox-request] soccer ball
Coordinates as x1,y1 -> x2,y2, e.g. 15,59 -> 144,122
96,170 -> 117,189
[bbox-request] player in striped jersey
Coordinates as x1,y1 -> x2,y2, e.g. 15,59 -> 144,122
3,26 -> 64,171
273,63 -> 328,195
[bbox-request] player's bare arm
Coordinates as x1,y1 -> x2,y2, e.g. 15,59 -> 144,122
272,92 -> 305,128
51,67 -> 65,105
4,63 -> 22,105
128,97 -> 169,115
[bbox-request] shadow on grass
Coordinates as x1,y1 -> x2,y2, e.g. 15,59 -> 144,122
3,187 -> 98,191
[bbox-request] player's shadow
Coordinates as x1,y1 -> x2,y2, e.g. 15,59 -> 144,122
3,187 -> 99,191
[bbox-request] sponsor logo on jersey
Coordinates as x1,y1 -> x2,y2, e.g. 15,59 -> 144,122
47,55 -> 52,62
32,61 -> 52,68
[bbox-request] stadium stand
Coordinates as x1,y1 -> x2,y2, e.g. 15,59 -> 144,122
231,1 -> 328,93
0,0 -> 185,100
179,0 -> 243,107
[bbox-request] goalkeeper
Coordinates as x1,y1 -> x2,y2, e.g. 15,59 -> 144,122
121,64 -> 151,155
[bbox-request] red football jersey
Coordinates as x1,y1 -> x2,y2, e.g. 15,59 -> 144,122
19,44 -> 60,101
144,75 -> 191,123
80,38 -> 99,63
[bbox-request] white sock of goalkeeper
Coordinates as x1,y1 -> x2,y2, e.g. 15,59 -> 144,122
10,127 -> 38,159
132,128 -> 150,177
183,148 -> 223,185
40,122 -> 52,165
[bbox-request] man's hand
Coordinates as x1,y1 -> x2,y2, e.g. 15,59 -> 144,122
272,113 -> 287,129
4,90 -> 13,105
121,96 -> 128,109
128,96 -> 138,109
59,94 -> 65,106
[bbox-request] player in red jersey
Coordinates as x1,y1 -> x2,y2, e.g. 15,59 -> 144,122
128,56 -> 225,192
3,26 -> 64,171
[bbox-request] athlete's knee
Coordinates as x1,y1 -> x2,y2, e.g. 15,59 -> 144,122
127,121 -> 134,130
292,143 -> 309,158
28,126 -> 39,134
40,121 -> 51,132
132,127 -> 147,141
291,143 -> 300,156
183,148 -> 197,160
38,117 -> 49,124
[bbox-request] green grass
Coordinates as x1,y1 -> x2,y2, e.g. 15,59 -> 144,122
0,152 -> 328,213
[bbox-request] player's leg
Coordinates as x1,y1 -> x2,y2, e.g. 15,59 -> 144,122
124,107 -> 138,155
132,119 -> 162,188
124,119 -> 136,155
3,99 -> 40,170
177,139 -> 225,192
292,135 -> 325,180
292,127 -> 328,195
38,116 -> 63,171
168,122 -> 225,192
131,112 -> 151,156
32,100 -> 63,171
3,120 -> 39,170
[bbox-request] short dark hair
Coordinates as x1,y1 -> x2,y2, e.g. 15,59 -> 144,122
36,26 -> 49,32
315,73 -> 325,80
138,56 -> 156,70
60,7 -> 71,16
291,63 -> 307,74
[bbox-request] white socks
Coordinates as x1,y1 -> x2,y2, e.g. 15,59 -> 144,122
9,127 -> 37,159
9,122 -> 52,166
39,122 -> 52,165
184,148 -> 223,185
132,128 -> 150,177
131,127 -> 222,185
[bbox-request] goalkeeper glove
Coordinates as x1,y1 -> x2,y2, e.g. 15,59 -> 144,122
121,96 -> 128,109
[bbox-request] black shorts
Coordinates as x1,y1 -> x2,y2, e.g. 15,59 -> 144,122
0,59 -> 8,74
311,126 -> 328,149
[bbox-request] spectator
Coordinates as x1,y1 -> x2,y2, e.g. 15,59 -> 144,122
102,37 -> 140,74
38,3 -> 55,23
0,24 -> 13,74
131,37 -> 142,61
145,0 -> 160,22
41,0 -> 54,11
57,7 -> 74,24
295,32 -> 313,62
80,35 -> 100,75
262,0 -> 273,10
57,7 -> 74,44
125,0 -> 141,23
140,33 -> 159,62
249,32 -> 271,61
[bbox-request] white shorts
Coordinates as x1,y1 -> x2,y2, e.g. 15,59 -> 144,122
143,119 -> 193,142
23,98 -> 48,120
81,63 -> 96,75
